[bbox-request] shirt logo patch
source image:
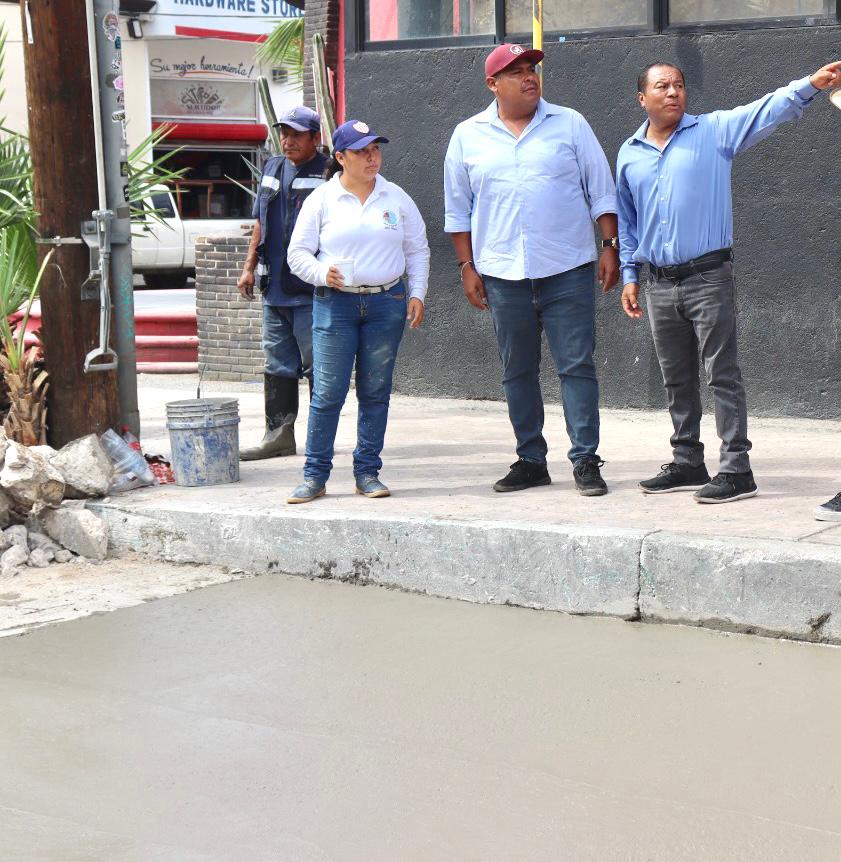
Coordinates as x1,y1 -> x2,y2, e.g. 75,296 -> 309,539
382,210 -> 398,230
353,121 -> 370,134
510,45 -> 524,55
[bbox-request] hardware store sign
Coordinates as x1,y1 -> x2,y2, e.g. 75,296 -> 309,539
143,0 -> 302,38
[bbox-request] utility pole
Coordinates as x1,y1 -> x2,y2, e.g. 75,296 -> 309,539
93,0 -> 139,436
21,0 -> 120,447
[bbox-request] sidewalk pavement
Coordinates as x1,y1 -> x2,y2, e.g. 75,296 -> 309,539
93,374 -> 841,643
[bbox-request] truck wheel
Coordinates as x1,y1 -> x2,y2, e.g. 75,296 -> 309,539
142,272 -> 189,290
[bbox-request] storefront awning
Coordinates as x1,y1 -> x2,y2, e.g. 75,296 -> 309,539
152,122 -> 269,144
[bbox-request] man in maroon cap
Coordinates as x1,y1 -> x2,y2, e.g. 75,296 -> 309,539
444,44 -> 619,496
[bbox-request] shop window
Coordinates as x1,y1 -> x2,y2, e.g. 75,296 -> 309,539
505,0 -> 649,33
366,0 -> 495,41
669,0 -> 833,22
154,147 -> 258,220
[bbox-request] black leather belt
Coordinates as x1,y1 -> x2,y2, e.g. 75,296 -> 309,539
652,248 -> 733,282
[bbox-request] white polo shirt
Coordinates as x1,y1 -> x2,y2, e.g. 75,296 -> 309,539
287,173 -> 430,302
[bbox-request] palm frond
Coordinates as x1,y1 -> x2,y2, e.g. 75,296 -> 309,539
0,26 -> 36,231
224,155 -> 261,201
256,18 -> 305,87
0,223 -> 49,372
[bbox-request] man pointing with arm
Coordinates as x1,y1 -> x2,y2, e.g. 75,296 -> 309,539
617,60 -> 841,504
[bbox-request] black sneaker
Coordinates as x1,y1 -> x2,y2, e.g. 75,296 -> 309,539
493,459 -> 551,493
573,457 -> 608,497
694,471 -> 758,504
639,462 -> 711,494
815,492 -> 841,522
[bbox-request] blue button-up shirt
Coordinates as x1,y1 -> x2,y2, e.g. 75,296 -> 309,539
444,98 -> 617,280
616,77 -> 819,286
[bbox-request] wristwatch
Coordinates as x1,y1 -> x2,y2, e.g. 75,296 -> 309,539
601,237 -> 619,249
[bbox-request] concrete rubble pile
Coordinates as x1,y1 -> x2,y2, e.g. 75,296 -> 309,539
0,430 -> 111,577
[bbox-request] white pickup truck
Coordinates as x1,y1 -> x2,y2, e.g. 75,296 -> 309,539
132,187 -> 254,289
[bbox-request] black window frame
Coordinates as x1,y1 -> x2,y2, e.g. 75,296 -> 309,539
350,0 -> 840,51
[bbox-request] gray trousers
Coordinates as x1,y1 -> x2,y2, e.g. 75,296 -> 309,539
645,260 -> 751,473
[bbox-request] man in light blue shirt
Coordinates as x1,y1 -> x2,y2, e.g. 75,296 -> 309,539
444,43 -> 619,497
617,60 -> 841,504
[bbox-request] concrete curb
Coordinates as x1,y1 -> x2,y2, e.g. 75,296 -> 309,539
92,503 -> 642,620
639,532 -> 841,642
90,501 -> 841,644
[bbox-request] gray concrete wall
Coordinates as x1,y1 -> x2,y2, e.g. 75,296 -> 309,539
345,26 -> 841,418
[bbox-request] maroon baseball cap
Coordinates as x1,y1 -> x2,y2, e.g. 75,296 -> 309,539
485,43 -> 544,78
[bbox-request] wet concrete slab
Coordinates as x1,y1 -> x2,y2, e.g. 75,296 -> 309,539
2,574 -> 841,861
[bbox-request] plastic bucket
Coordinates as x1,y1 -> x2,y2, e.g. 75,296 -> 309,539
165,398 -> 241,487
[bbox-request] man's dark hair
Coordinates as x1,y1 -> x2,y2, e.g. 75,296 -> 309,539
637,62 -> 686,93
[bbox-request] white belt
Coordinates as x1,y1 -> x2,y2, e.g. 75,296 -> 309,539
335,278 -> 401,295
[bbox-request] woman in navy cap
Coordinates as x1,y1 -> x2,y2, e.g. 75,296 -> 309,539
286,120 -> 430,503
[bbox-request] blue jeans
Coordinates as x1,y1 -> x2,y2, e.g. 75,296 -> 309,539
262,303 -> 313,379
304,282 -> 407,483
484,264 -> 600,465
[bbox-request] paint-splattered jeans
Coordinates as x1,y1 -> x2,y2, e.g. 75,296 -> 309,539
304,281 -> 407,484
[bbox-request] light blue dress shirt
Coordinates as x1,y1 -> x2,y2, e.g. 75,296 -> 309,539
616,76 -> 820,286
444,98 -> 617,281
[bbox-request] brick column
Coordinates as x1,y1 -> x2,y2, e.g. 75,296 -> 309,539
195,236 -> 264,382
303,0 -> 341,110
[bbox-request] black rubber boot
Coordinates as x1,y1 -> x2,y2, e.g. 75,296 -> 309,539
240,375 -> 299,461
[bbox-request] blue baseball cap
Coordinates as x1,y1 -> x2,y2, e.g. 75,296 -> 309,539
332,120 -> 389,153
274,106 -> 321,133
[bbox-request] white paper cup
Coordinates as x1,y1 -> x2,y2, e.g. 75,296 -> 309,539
831,88 -> 841,112
330,258 -> 354,286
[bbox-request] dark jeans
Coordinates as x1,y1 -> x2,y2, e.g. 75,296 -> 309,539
304,282 -> 407,484
645,260 -> 751,473
484,264 -> 600,465
262,303 -> 313,380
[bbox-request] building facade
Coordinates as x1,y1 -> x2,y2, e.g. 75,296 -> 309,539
2,0 -> 306,219
338,0 -> 841,418
119,0 -> 304,220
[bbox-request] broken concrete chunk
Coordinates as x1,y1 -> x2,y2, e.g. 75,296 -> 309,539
27,531 -> 61,555
0,488 -> 13,530
54,548 -> 73,564
51,434 -> 114,499
1,543 -> 29,576
27,547 -> 53,568
0,442 -> 65,508
31,444 -> 58,461
4,524 -> 28,551
41,505 -> 108,561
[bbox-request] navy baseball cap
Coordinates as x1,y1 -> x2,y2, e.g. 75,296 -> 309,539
274,106 -> 321,133
332,120 -> 389,153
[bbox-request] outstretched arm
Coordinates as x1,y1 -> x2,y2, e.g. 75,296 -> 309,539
713,61 -> 841,156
